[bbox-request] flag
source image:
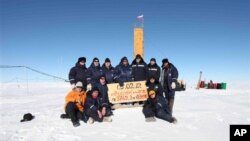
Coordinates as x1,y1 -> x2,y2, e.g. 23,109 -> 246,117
137,15 -> 143,20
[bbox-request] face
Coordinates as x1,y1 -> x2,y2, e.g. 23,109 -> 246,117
123,60 -> 128,66
105,62 -> 110,67
164,62 -> 169,67
94,60 -> 99,66
150,78 -> 155,83
150,61 -> 155,65
150,94 -> 156,99
136,58 -> 141,63
92,91 -> 99,98
79,61 -> 85,66
75,86 -> 82,92
100,77 -> 106,85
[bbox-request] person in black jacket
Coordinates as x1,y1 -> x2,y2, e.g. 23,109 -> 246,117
101,58 -> 115,84
68,57 -> 88,91
160,58 -> 179,114
85,87 -> 112,124
114,56 -> 133,87
87,57 -> 103,86
147,58 -> 161,81
131,54 -> 148,81
146,75 -> 164,97
142,90 -> 177,123
94,75 -> 113,113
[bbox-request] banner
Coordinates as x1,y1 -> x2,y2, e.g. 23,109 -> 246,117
107,81 -> 148,104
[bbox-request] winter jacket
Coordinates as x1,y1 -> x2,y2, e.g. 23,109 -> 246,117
64,90 -> 87,112
68,63 -> 88,90
146,81 -> 164,97
114,57 -> 133,83
131,58 -> 148,81
84,92 -> 107,112
160,63 -> 179,91
94,83 -> 110,107
143,95 -> 171,115
87,63 -> 103,85
101,65 -> 115,84
147,63 -> 161,81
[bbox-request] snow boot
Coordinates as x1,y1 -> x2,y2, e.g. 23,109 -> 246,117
87,117 -> 94,124
73,121 -> 80,127
145,117 -> 156,122
103,116 -> 112,122
60,114 -> 70,119
171,117 -> 177,124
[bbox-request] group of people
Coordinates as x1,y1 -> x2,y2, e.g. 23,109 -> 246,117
61,55 -> 179,127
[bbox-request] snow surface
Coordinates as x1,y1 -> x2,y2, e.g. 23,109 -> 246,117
1,82 -> 249,141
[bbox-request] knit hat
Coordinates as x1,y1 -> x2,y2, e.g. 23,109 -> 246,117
105,58 -> 111,63
78,57 -> 86,63
148,90 -> 156,96
75,82 -> 83,88
93,57 -> 99,62
121,56 -> 128,62
150,58 -> 156,62
20,113 -> 35,122
162,58 -> 169,64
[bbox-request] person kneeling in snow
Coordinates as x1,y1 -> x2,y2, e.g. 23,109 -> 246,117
85,87 -> 112,124
60,82 -> 87,127
142,90 -> 177,123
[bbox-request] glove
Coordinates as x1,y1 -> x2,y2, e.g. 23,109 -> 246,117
119,81 -> 124,87
87,84 -> 92,91
71,84 -> 75,89
171,82 -> 176,89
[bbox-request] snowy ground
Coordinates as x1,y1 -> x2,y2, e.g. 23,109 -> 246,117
0,82 -> 249,141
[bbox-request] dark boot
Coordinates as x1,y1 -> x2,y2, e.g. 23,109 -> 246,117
168,98 -> 174,114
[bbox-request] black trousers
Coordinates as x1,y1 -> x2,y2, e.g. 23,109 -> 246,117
143,106 -> 174,123
85,107 -> 113,122
65,102 -> 88,123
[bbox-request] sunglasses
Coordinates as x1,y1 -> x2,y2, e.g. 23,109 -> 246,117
76,86 -> 83,89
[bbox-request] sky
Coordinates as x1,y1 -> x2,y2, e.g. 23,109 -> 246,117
1,0 -> 250,85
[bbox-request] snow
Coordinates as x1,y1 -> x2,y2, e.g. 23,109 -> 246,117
1,82 -> 250,141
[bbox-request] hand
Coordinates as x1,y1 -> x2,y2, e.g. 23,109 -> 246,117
97,110 -> 102,119
87,84 -> 92,91
119,81 -> 124,87
101,107 -> 106,116
171,82 -> 176,89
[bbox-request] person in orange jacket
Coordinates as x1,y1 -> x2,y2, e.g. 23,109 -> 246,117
60,82 -> 87,127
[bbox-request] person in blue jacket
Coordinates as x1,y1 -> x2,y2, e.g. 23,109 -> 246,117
85,87 -> 112,124
68,57 -> 88,91
87,57 -> 103,86
94,75 -> 113,113
131,54 -> 148,81
101,58 -> 115,84
114,56 -> 133,87
160,58 -> 179,114
142,90 -> 177,123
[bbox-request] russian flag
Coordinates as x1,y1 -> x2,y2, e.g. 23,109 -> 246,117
137,15 -> 143,20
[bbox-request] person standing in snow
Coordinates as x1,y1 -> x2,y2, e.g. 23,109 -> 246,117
160,58 -> 179,114
142,90 -> 177,123
60,82 -> 87,127
85,87 -> 112,124
101,58 -> 115,84
131,54 -> 148,81
147,58 -> 161,81
68,57 -> 88,91
114,56 -> 133,87
87,57 -> 103,87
